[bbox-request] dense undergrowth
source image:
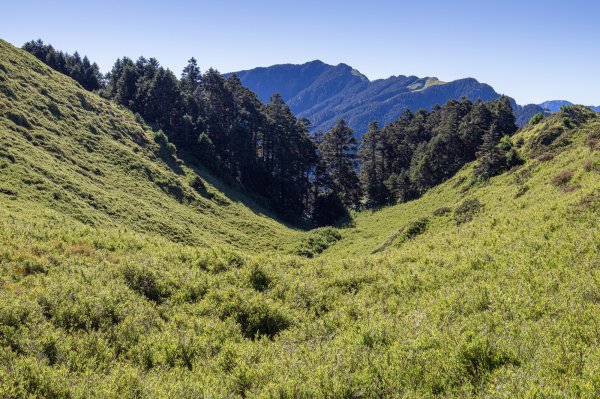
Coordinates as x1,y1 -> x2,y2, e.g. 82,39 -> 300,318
1,40 -> 600,398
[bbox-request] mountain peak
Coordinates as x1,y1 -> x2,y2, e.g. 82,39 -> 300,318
229,62 -> 501,134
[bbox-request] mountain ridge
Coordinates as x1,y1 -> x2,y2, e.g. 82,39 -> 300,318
228,60 -> 543,134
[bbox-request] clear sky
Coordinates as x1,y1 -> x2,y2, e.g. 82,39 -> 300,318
2,0 -> 599,105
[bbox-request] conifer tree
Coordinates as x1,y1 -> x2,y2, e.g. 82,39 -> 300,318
320,119 -> 361,207
491,95 -> 518,136
359,121 -> 388,207
473,122 -> 506,180
180,58 -> 202,95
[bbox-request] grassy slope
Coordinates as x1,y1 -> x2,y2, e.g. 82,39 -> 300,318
0,39 -> 299,253
327,109 -> 600,258
1,39 -> 600,398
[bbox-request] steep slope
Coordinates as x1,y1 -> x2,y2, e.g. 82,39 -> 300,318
0,39 -> 299,253
230,61 -> 543,134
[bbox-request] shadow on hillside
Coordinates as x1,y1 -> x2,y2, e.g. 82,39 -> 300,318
161,153 -> 185,176
176,150 -> 308,232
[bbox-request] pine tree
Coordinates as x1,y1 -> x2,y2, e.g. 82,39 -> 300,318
491,95 -> 518,136
114,59 -> 139,109
179,58 -> 204,146
474,122 -> 506,180
320,119 -> 361,207
181,58 -> 202,95
202,68 -> 234,154
458,100 -> 493,159
359,121 -> 388,207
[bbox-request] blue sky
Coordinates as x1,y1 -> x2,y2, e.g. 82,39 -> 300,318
2,0 -> 599,105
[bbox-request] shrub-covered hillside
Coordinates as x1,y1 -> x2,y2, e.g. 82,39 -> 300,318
0,39 -> 299,253
1,40 -> 600,398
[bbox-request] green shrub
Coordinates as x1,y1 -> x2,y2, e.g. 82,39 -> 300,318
550,169 -> 574,187
217,292 -> 291,339
154,130 -> 176,157
247,263 -> 271,292
432,207 -> 451,216
402,217 -> 429,241
458,335 -> 519,386
529,112 -> 543,125
454,198 -> 483,225
122,264 -> 169,303
294,227 -> 342,258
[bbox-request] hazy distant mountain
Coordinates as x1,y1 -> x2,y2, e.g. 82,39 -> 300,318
228,61 -> 505,134
538,100 -> 574,113
230,61 -> 600,134
538,100 -> 600,113
513,103 -> 549,127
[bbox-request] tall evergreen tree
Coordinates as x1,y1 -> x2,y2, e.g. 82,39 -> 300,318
180,58 -> 202,95
320,119 -> 361,207
359,121 -> 388,207
202,68 -> 234,155
179,58 -> 204,145
491,95 -> 518,136
473,122 -> 506,180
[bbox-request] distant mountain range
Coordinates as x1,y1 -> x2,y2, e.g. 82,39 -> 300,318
539,100 -> 600,113
228,61 -> 596,135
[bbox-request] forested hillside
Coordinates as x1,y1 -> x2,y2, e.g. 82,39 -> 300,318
2,39 -> 600,398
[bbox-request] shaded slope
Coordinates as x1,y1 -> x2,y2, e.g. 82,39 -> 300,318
0,39 -> 298,253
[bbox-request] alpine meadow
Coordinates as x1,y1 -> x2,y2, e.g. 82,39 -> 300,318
1,2 -> 600,398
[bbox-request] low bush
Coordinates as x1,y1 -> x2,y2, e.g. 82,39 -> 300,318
432,207 -> 452,216
122,264 -> 170,303
402,217 -> 429,241
294,227 -> 342,258
216,291 -> 291,339
550,169 -> 574,187
457,335 -> 519,386
529,112 -> 544,125
454,198 -> 483,225
536,151 -> 555,162
247,263 -> 271,292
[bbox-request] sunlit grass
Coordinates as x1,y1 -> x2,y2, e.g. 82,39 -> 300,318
1,39 -> 600,398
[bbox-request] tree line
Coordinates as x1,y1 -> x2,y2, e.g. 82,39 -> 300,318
23,40 -> 104,91
23,40 -> 520,226
359,96 -> 520,207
